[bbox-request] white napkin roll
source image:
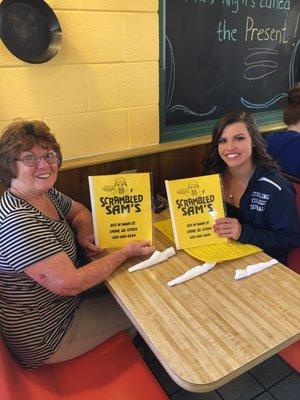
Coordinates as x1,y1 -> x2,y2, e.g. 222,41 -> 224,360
128,247 -> 176,272
234,258 -> 278,280
162,246 -> 176,259
167,262 -> 216,287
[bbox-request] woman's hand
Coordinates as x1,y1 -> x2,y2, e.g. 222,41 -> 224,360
213,217 -> 242,240
123,240 -> 155,259
77,234 -> 102,258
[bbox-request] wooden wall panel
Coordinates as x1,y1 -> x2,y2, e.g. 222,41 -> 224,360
55,163 -> 106,208
159,144 -> 209,193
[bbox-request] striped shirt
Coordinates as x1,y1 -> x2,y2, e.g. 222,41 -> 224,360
0,188 -> 81,368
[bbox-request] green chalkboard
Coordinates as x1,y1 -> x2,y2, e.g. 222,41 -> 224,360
160,0 -> 300,142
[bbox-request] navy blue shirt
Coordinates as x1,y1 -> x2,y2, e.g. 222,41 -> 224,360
265,130 -> 300,178
226,166 -> 300,264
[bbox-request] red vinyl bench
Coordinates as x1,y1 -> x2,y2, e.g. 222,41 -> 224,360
287,247 -> 300,274
279,242 -> 300,372
278,176 -> 300,372
0,331 -> 168,400
279,342 -> 300,373
286,178 -> 300,274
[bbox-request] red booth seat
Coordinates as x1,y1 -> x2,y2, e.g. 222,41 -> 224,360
288,179 -> 300,273
279,341 -> 300,373
0,331 -> 168,400
287,247 -> 300,274
278,176 -> 300,372
280,243 -> 300,370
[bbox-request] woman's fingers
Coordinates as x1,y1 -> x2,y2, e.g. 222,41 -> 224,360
213,218 -> 241,240
124,241 -> 155,258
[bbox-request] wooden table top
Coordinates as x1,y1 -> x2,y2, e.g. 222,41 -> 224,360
105,210 -> 300,392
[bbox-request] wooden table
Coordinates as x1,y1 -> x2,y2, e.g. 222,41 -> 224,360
105,210 -> 300,392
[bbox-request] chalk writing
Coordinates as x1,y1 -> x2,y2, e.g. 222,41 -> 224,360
164,0 -> 300,127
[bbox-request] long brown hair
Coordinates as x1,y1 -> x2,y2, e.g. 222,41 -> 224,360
202,110 -> 279,174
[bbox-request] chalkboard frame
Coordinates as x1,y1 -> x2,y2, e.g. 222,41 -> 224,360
159,0 -> 292,143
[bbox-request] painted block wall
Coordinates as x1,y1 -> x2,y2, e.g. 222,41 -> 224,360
0,0 -> 159,160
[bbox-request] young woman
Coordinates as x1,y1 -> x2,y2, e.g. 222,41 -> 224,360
203,110 -> 300,264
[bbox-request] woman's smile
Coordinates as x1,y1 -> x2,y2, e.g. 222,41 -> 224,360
225,153 -> 239,159
36,172 -> 52,179
218,121 -> 253,170
12,145 -> 59,198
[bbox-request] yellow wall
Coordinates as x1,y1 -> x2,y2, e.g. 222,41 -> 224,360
0,0 -> 159,161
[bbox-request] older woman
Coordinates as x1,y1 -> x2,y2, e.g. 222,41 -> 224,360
0,120 -> 155,369
265,84 -> 300,178
203,110 -> 300,264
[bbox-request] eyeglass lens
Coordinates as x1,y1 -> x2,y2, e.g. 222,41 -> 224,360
22,152 -> 58,166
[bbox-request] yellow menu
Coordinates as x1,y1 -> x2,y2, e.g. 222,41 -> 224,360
165,174 -> 227,249
154,219 -> 261,262
88,173 -> 152,248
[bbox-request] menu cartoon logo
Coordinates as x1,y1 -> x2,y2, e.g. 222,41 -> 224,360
99,178 -> 143,215
101,177 -> 133,195
176,180 -> 205,196
175,181 -> 215,216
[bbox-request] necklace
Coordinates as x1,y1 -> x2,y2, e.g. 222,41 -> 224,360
225,184 -> 240,203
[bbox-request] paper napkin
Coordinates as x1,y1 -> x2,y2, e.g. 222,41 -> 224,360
128,247 -> 176,272
167,262 -> 216,287
234,258 -> 278,280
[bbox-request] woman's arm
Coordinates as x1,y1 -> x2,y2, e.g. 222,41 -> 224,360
239,189 -> 300,254
66,199 -> 100,257
215,189 -> 300,256
238,222 -> 300,255
24,240 -> 155,296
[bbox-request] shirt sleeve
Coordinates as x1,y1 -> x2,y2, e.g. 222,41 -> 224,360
48,187 -> 72,217
239,186 -> 300,256
0,210 -> 65,272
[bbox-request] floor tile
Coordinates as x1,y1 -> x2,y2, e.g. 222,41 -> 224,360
148,358 -> 181,396
253,392 -> 275,400
171,389 -> 222,400
216,372 -> 265,400
136,335 -> 297,400
250,355 -> 294,388
269,373 -> 300,400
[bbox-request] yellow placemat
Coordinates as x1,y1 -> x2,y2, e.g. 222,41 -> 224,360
154,219 -> 261,262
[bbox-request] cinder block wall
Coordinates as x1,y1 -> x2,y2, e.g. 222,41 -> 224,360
0,0 -> 159,160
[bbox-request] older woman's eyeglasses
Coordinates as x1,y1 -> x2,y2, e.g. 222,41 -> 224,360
15,151 -> 59,167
